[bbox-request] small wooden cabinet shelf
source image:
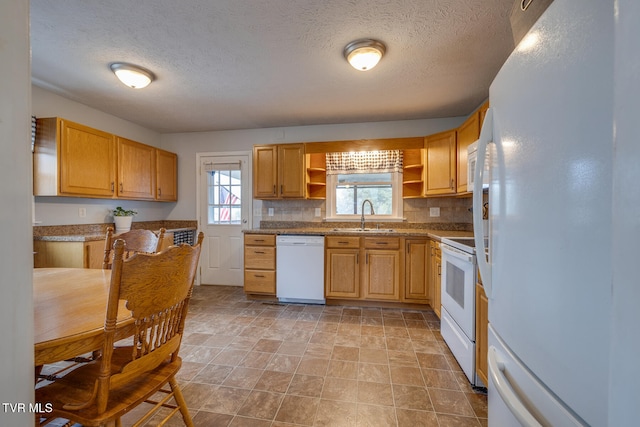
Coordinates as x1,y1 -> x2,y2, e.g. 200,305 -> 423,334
243,234 -> 277,295
402,149 -> 425,198
306,153 -> 327,199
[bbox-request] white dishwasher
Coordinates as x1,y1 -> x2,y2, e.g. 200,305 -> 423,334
276,235 -> 325,304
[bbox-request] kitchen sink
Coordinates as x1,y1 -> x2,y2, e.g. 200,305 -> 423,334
332,228 -> 395,233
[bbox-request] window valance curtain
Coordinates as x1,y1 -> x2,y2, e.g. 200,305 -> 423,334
325,150 -> 403,175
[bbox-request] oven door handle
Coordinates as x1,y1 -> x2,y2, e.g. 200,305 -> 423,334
473,108 -> 493,297
441,245 -> 474,263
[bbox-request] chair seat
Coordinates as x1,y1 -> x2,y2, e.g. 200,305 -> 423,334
36,348 -> 182,427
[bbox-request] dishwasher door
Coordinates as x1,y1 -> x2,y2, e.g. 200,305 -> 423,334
276,235 -> 325,304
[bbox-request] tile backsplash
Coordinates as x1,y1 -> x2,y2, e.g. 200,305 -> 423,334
259,197 -> 473,224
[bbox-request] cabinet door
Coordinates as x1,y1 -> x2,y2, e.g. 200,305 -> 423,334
116,137 -> 155,200
476,283 -> 489,386
325,248 -> 360,298
84,240 -> 106,269
60,120 -> 116,197
253,145 -> 278,198
364,249 -> 400,301
456,112 -> 480,193
432,244 -> 442,318
156,149 -> 177,201
278,144 -> 305,198
425,130 -> 457,195
404,239 -> 430,301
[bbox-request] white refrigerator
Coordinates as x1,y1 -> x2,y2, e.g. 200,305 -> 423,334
472,0 -> 639,425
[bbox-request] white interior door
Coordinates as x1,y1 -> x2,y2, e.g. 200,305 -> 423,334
198,154 -> 250,286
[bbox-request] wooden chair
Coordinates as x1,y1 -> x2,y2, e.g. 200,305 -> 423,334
102,227 -> 166,269
36,232 -> 204,427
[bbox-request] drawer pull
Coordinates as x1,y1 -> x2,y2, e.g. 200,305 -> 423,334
254,239 -> 265,242
254,250 -> 265,254
254,274 -> 265,278
338,241 -> 350,244
375,242 -> 388,245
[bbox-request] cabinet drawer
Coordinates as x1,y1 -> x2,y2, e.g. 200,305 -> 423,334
244,270 -> 276,294
244,246 -> 276,270
326,236 -> 360,249
363,237 -> 400,250
244,234 -> 276,246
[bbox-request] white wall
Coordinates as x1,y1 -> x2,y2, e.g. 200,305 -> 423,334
161,117 -> 465,220
0,0 -> 34,424
32,86 -> 177,225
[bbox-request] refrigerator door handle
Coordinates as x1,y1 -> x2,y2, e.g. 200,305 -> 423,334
488,346 -> 543,427
473,108 -> 493,296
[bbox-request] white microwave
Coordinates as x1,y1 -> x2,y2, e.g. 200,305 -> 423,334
467,140 -> 489,192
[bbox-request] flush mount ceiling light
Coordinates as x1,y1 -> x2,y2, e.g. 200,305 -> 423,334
109,63 -> 155,89
343,39 -> 386,71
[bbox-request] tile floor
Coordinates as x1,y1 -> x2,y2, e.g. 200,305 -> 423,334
43,285 -> 487,426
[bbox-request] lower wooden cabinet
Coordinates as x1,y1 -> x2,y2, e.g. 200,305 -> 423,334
430,240 -> 442,317
325,236 -> 401,302
404,239 -> 430,302
243,234 -> 276,295
34,239 -> 106,269
325,236 -> 360,298
476,283 -> 489,386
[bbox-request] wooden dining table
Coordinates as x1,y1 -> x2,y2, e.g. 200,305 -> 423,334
34,268 -> 133,367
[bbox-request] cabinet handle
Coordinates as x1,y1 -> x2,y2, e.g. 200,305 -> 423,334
254,250 -> 265,254
356,253 -> 359,264
438,265 -> 441,276
450,178 -> 454,189
254,274 -> 265,278
120,182 -> 123,192
111,182 -> 115,192
254,239 -> 265,242
338,241 -> 350,244
375,242 -> 388,245
273,185 -> 276,195
280,184 -> 283,194
158,187 -> 162,196
366,253 -> 369,264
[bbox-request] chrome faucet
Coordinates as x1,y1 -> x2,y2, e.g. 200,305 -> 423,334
360,199 -> 375,230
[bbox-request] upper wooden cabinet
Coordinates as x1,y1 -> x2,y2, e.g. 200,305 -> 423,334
425,130 -> 457,196
34,118 -> 116,197
457,101 -> 489,194
253,143 -> 305,199
155,149 -> 178,201
34,117 -> 177,202
116,137 -> 155,200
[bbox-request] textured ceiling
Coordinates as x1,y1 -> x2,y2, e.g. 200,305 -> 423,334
30,0 -> 515,133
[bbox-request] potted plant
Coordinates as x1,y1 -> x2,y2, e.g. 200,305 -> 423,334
112,206 -> 137,233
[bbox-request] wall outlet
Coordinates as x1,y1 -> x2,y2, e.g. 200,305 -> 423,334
78,207 -> 86,218
268,208 -> 274,217
429,207 -> 440,217
314,207 -> 321,217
